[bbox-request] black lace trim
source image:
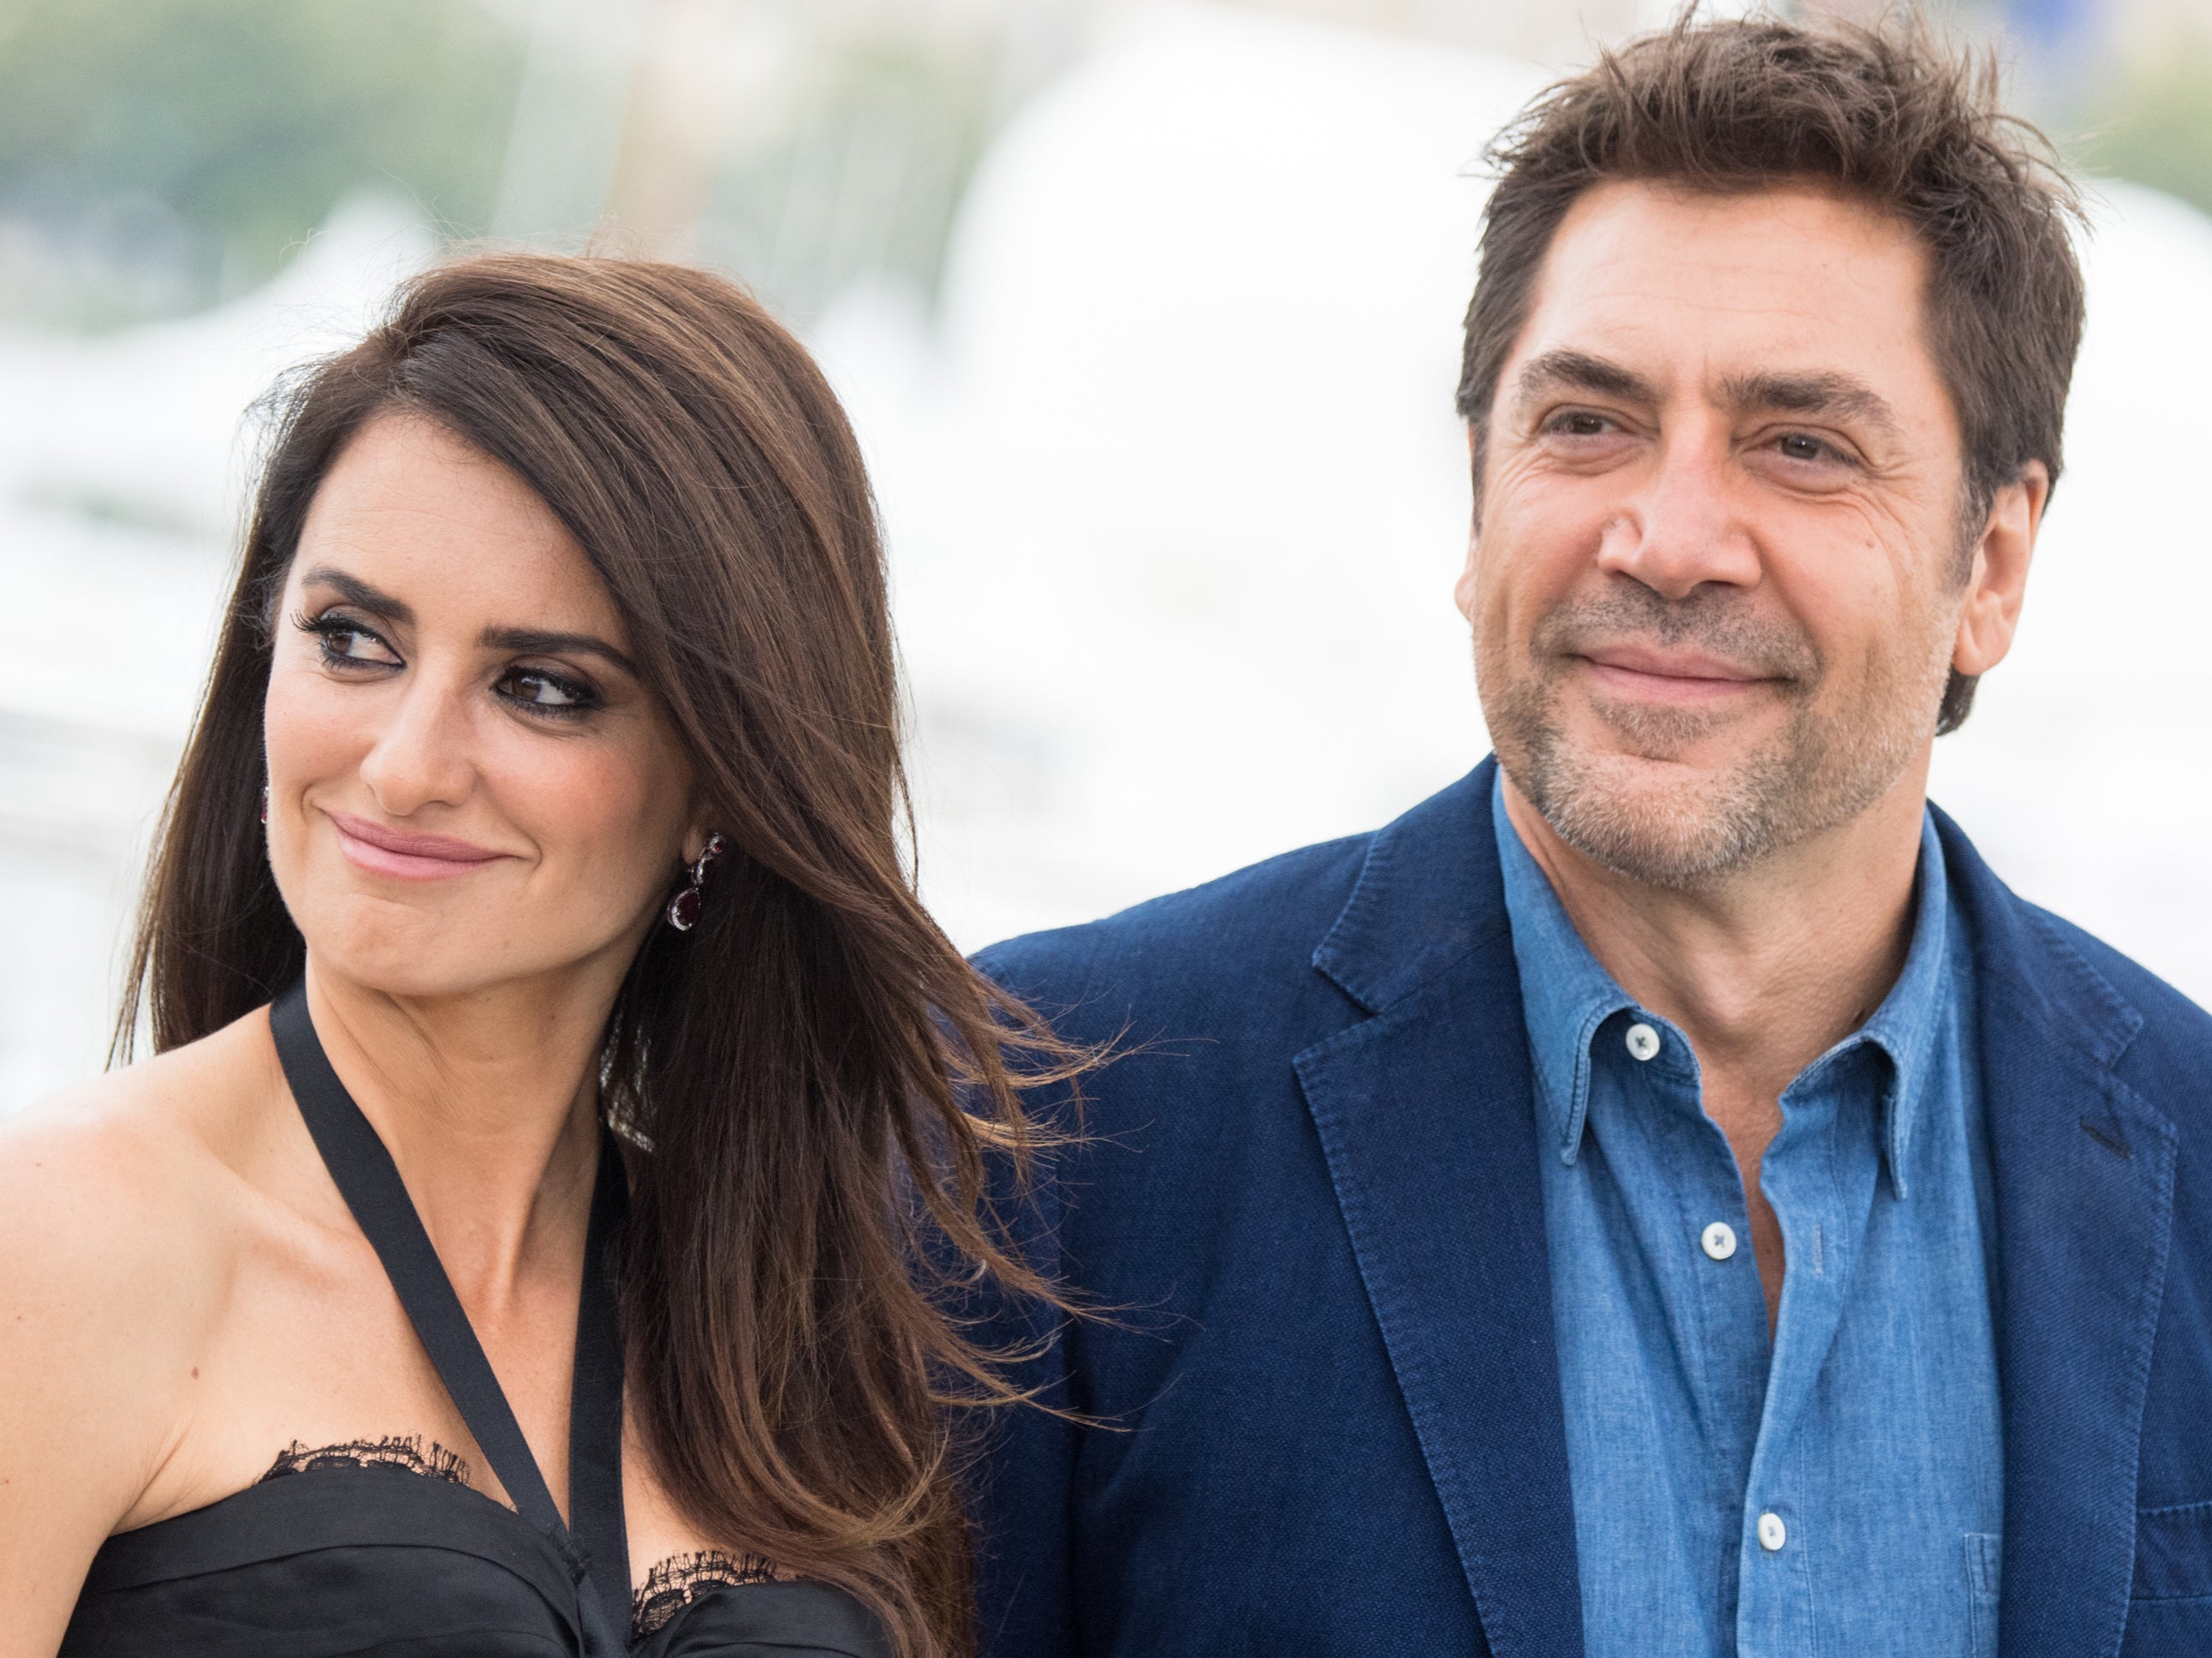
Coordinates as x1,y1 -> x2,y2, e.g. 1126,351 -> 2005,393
633,1549 -> 782,1637
257,1440 -> 785,1640
259,1434 -> 473,1486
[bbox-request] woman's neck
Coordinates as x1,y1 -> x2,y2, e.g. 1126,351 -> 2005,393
296,960 -> 614,1308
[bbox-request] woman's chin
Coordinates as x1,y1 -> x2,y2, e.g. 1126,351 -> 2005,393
306,944 -> 516,1003
300,908 -> 642,1007
300,905 -> 536,1002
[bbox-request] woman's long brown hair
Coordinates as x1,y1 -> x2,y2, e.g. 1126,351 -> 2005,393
115,253 -> 1084,1658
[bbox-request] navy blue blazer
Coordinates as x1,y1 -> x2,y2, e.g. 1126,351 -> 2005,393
970,759 -> 2212,1658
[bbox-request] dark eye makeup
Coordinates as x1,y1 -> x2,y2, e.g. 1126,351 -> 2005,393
297,610 -> 402,670
492,666 -> 604,716
291,609 -> 604,722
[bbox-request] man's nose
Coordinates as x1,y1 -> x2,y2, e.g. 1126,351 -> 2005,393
1596,426 -> 1762,602
357,676 -> 476,816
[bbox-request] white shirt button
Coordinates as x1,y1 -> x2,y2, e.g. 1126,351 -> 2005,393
1757,1511 -> 1787,1551
1625,1022 -> 1662,1061
1701,1221 -> 1738,1261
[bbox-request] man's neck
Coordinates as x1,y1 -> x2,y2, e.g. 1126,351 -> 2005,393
1498,763 -> 1930,1104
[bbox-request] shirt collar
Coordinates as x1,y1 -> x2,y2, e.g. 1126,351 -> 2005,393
1491,776 -> 1637,1167
1490,772 -> 1954,1196
1834,810 -> 1953,1198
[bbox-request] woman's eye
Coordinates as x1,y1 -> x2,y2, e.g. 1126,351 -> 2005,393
498,668 -> 599,716
324,627 -> 384,661
302,615 -> 401,669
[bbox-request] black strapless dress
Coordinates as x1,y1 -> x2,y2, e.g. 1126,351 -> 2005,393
57,984 -> 889,1658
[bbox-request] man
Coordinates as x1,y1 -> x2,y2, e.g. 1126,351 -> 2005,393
969,15 -> 2212,1658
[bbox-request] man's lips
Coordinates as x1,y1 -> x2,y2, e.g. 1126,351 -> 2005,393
328,811 -> 508,882
1577,645 -> 1784,702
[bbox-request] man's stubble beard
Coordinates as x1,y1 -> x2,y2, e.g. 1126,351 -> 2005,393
1477,584 -> 1947,891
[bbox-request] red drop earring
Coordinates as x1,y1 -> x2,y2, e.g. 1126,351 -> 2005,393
666,834 -> 727,932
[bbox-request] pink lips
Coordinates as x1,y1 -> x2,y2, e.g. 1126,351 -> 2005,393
328,811 -> 508,882
1580,644 -> 1778,703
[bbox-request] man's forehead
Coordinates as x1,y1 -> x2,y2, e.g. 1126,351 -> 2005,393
1501,179 -> 1942,413
1543,176 -> 1927,276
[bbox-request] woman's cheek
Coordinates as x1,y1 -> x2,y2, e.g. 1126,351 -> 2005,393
262,660 -> 366,875
493,732 -> 687,924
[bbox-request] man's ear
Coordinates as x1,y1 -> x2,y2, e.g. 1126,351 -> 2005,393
1456,422 -> 1484,624
1953,461 -> 2048,678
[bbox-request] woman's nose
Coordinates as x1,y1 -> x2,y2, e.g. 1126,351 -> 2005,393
355,675 -> 477,815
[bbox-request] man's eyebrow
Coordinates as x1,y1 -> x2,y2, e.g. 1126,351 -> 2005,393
1720,370 -> 1900,437
1513,348 -> 1658,407
480,626 -> 639,677
299,566 -> 415,626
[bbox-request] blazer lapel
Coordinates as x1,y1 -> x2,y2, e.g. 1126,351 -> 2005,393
1938,813 -> 2179,1658
1295,762 -> 1583,1658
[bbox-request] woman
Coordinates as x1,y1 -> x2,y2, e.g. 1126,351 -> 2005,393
0,254 -> 1074,1658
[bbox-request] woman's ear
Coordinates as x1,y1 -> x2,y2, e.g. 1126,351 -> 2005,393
676,783 -> 716,868
1953,461 -> 2048,678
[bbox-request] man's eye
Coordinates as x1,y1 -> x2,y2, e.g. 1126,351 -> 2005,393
1776,432 -> 1833,462
1550,412 -> 1614,437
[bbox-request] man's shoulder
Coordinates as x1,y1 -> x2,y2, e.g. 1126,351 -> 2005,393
976,829 -> 1375,1040
2013,898 -> 2212,1104
1940,807 -> 2212,1118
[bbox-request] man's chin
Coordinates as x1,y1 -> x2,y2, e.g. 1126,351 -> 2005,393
1539,728 -> 1756,793
1576,689 -> 1785,760
1507,739 -> 1789,890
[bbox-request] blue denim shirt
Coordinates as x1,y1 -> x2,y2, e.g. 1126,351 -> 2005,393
1492,777 -> 2004,1658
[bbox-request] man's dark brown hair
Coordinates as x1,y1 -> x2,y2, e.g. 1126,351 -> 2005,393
1456,12 -> 2087,732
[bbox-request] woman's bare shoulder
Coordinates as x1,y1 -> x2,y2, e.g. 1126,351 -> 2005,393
0,1013 -> 289,1649
0,1012 -> 284,1411
3,1011 -> 280,1240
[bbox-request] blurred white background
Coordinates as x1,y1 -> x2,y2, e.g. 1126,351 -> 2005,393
3,0 -> 2210,1107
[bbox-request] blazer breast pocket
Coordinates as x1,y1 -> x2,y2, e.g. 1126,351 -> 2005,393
2122,1500 -> 2212,1657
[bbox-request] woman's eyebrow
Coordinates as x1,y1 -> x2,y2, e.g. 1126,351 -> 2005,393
301,567 -> 637,674
300,566 -> 414,625
480,626 -> 639,677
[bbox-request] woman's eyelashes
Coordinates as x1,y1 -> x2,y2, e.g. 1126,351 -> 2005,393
297,610 -> 402,671
293,610 -> 604,722
494,664 -> 603,720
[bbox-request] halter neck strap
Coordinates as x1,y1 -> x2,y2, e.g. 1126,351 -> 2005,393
271,979 -> 633,1653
